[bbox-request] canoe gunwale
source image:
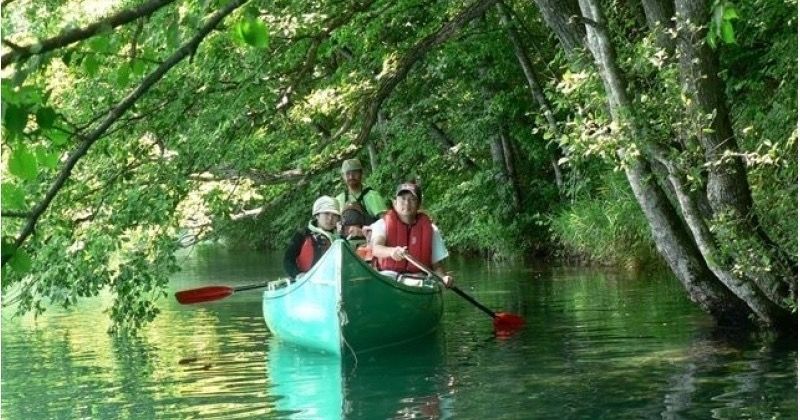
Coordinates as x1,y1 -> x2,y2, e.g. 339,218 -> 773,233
263,240 -> 442,300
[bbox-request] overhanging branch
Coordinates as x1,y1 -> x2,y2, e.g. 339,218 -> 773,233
4,0 -> 250,267
2,0 -> 177,68
351,0 -> 499,149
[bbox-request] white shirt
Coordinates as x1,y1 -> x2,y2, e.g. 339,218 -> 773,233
369,218 -> 449,264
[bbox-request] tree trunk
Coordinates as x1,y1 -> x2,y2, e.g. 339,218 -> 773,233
573,0 -> 752,324
477,49 -> 523,211
367,143 -> 378,172
497,1 -> 564,194
427,122 -> 479,170
490,135 -> 508,180
531,0 -> 585,54
640,0 -> 675,53
499,124 -> 524,210
625,139 -> 751,325
675,0 -> 796,319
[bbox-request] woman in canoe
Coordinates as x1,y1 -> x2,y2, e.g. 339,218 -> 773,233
370,181 -> 454,288
283,195 -> 341,279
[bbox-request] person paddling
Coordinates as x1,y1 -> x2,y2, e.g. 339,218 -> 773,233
370,182 -> 454,288
283,196 -> 341,279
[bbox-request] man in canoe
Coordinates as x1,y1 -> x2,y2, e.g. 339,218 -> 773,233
283,196 -> 341,279
370,181 -> 454,288
336,158 -> 388,240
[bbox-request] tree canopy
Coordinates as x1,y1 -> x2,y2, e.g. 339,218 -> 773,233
2,0 -> 796,332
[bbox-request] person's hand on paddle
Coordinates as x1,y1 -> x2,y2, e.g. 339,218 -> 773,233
440,274 -> 454,288
391,246 -> 408,261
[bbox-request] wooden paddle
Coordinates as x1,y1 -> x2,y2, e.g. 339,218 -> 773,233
174,282 -> 270,304
402,253 -> 524,336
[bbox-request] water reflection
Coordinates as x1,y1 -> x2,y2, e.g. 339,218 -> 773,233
2,248 -> 795,419
267,333 -> 453,419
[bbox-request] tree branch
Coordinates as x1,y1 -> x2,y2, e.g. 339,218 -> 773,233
190,168 -> 307,186
2,0 -> 177,68
4,0 -> 249,267
1,211 -> 31,218
351,0 -> 499,149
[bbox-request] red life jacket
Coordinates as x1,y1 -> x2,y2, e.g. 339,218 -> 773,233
377,210 -> 433,273
296,235 -> 331,272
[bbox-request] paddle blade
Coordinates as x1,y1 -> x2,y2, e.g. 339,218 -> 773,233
493,312 -> 524,336
175,286 -> 235,304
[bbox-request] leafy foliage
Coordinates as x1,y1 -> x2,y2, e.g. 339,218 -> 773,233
1,0 -> 795,330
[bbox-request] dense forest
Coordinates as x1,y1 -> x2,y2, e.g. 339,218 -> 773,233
1,0 -> 796,332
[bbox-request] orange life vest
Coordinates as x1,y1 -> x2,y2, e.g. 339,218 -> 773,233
296,235 -> 331,272
377,210 -> 433,273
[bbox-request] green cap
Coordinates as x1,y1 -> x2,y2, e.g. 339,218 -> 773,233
341,159 -> 363,173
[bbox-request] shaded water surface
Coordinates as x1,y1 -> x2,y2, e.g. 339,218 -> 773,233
2,246 -> 796,418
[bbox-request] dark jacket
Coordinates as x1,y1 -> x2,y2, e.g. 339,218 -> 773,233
283,225 -> 333,278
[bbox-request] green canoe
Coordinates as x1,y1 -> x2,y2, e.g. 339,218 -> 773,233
262,239 -> 444,355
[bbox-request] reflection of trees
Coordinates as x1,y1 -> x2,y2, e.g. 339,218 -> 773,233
2,265 -> 274,418
437,267 -> 795,418
660,331 -> 797,418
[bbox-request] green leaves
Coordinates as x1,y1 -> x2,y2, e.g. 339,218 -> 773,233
8,146 -> 38,180
232,18 -> 269,48
116,64 -> 131,87
36,107 -> 57,129
1,238 -> 32,275
707,1 -> 740,48
9,248 -> 32,273
82,53 -> 101,76
3,103 -> 29,136
1,183 -> 26,210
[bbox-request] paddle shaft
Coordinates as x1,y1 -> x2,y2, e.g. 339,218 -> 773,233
403,253 -> 497,319
232,283 -> 270,292
448,285 -> 497,319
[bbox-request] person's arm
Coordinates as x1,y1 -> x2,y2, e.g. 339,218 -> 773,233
370,219 -> 405,261
431,227 -> 453,287
283,231 -> 304,278
370,232 -> 406,261
432,262 -> 454,288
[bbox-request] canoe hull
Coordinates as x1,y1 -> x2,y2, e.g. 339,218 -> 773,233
263,240 -> 443,355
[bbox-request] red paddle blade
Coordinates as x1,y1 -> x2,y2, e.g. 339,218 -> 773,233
175,286 -> 235,304
493,312 -> 524,337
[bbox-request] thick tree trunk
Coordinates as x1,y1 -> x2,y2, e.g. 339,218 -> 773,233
625,151 -> 750,324
675,0 -> 796,319
531,0 -> 585,54
490,135 -> 508,178
573,0 -> 751,324
657,158 -> 789,324
675,1 -> 752,217
497,1 -> 564,194
640,0 -> 675,52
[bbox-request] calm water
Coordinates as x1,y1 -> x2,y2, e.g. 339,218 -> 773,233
2,246 -> 797,419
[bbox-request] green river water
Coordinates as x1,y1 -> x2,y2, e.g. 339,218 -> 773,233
2,246 -> 797,419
